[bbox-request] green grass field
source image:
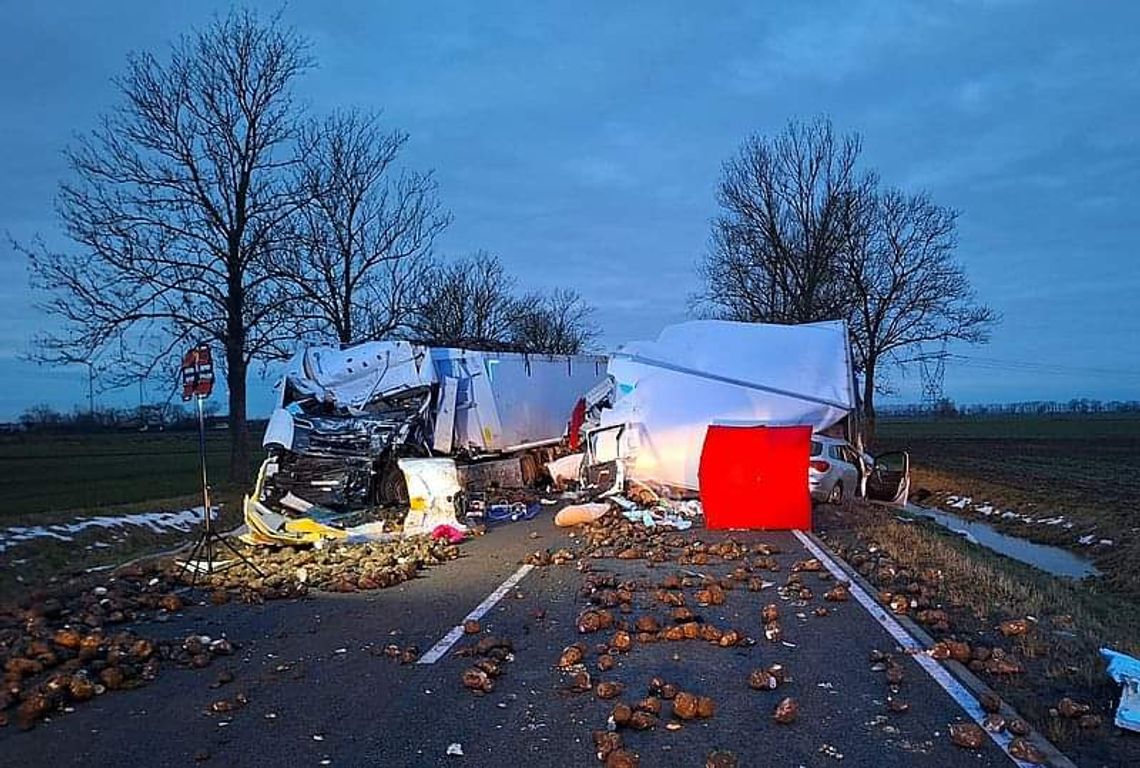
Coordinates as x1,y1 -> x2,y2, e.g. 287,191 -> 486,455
0,431 -> 261,518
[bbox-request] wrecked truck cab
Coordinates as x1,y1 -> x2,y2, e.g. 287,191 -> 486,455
246,339 -> 608,544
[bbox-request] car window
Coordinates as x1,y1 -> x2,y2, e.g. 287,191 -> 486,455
828,445 -> 844,461
810,440 -> 822,457
876,453 -> 906,473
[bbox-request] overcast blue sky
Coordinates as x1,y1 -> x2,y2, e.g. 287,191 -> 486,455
1,0 -> 1138,420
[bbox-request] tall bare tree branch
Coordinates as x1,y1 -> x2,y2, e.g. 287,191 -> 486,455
18,9 -> 312,482
283,110 -> 450,344
694,117 -> 997,442
408,252 -> 598,354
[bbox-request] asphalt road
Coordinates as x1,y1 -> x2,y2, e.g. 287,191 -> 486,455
1,515 -> 1019,767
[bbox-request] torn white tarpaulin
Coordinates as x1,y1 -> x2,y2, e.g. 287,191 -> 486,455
1102,648 -> 1140,732
591,319 -> 855,489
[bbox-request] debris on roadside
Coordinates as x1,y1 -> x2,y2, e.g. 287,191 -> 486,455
982,713 -> 1005,732
824,584 -> 850,602
948,722 -> 985,749
1101,647 -> 1140,733
773,697 -> 799,724
998,619 -> 1029,637
457,636 -> 513,694
817,743 -> 844,760
705,750 -> 738,767
1007,737 -> 1047,764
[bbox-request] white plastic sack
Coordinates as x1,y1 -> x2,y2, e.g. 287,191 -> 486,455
400,458 -> 464,535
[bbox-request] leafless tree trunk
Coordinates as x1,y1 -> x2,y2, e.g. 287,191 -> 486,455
844,188 -> 997,443
20,9 -> 311,483
286,110 -> 450,345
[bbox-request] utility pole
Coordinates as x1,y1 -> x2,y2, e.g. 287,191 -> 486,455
82,360 -> 95,414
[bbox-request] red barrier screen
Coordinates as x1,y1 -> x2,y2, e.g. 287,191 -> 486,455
698,424 -> 812,530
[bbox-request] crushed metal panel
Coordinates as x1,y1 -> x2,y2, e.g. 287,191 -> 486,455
546,453 -> 584,486
287,340 -> 435,409
457,456 -> 525,491
263,407 -> 295,449
432,376 -> 459,453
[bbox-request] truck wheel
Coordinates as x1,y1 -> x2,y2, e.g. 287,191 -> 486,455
379,464 -> 409,505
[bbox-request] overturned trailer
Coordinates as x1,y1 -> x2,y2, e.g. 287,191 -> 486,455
580,319 -> 858,493
244,340 -> 607,544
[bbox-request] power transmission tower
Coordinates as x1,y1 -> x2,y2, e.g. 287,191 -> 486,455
919,345 -> 947,413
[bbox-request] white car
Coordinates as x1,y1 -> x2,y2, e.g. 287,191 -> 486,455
809,435 -> 909,506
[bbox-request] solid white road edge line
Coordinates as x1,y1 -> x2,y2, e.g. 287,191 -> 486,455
792,529 -> 1036,768
416,563 -> 535,665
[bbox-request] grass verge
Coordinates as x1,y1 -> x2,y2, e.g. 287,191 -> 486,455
817,499 -> 1140,768
0,489 -> 245,603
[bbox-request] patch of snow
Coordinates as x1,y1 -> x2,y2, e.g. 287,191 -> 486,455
974,504 -> 995,515
1078,535 -> 1096,546
952,529 -> 980,546
949,496 -> 971,509
0,506 -> 217,554
1098,539 -> 1114,547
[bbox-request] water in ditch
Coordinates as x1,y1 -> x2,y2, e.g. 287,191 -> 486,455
904,504 -> 1101,580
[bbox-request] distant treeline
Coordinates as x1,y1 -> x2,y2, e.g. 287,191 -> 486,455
3,403 -> 259,433
880,398 -> 1140,419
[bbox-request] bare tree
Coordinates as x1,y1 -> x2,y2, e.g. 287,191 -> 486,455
845,188 -> 997,441
694,117 -> 866,325
510,288 -> 598,354
286,110 -> 450,344
695,117 -> 996,443
408,251 -> 521,349
409,252 -> 598,354
19,10 -> 311,482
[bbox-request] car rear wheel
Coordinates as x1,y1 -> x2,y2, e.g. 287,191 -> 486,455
827,482 -> 844,504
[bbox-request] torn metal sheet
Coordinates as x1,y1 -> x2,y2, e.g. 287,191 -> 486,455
1102,648 -> 1140,733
